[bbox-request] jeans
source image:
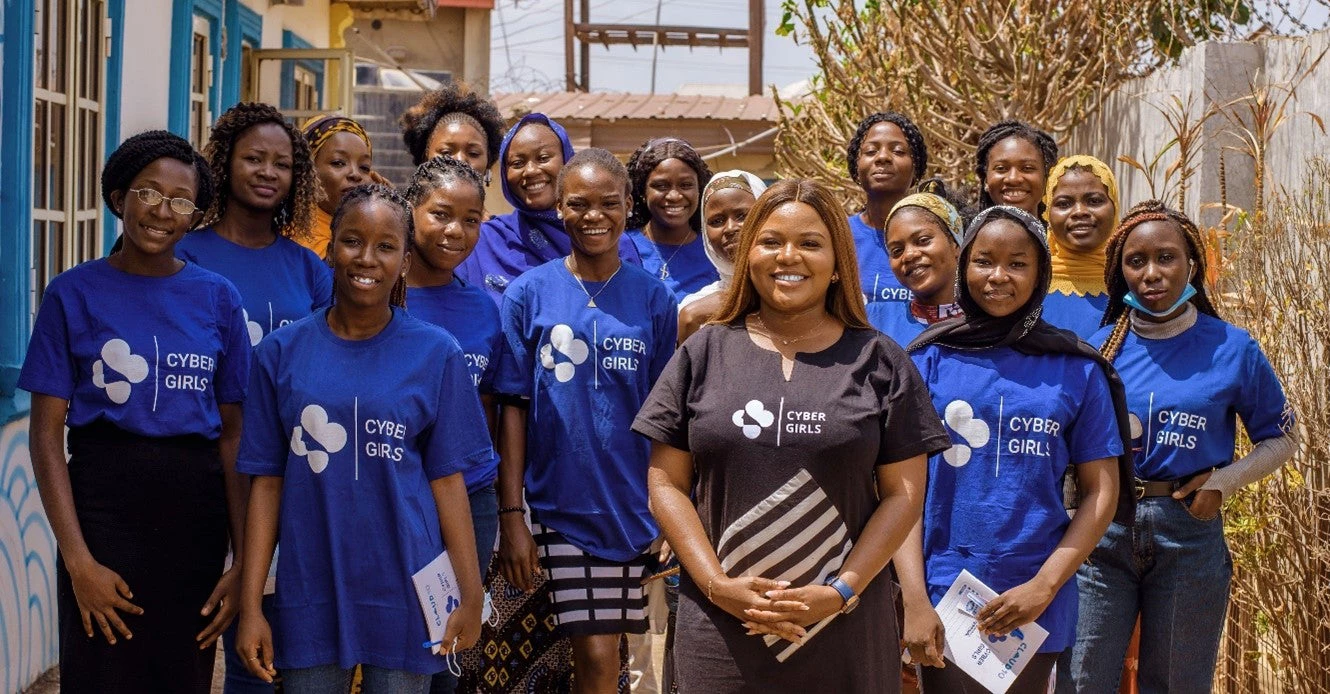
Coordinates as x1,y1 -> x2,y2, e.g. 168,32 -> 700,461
282,663 -> 430,694
1070,496 -> 1232,693
429,485 -> 500,694
223,594 -> 276,694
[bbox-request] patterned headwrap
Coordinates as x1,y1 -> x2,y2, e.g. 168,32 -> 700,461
888,193 -> 964,245
301,114 -> 373,157
1042,155 -> 1119,296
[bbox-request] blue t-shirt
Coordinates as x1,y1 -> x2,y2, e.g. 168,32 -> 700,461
238,308 -> 494,675
1090,312 -> 1292,481
407,279 -> 503,494
19,258 -> 250,439
867,301 -> 928,348
176,228 -> 332,347
849,213 -> 911,305
912,345 -> 1123,653
496,258 -> 678,561
1042,291 -> 1110,341
624,229 -> 718,301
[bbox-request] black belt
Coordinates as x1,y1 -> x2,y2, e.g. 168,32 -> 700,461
1134,478 -> 1181,499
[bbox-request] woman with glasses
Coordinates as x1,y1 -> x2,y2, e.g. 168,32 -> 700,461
20,130 -> 251,693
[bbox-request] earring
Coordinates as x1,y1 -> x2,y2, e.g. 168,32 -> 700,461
831,273 -> 840,283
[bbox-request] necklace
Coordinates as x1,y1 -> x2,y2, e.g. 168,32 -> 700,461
646,228 -> 693,280
752,314 -> 827,346
565,256 -> 623,308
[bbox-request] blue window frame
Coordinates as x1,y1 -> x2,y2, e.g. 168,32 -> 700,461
222,2 -> 262,108
280,30 -> 325,112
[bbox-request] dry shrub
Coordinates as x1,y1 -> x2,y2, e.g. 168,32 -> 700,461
1206,159 -> 1330,692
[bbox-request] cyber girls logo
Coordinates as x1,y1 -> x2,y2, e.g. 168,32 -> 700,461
290,404 -> 347,473
942,398 -> 1059,469
92,339 -> 149,405
289,401 -> 409,475
540,325 -> 588,383
731,398 -> 825,443
942,400 -> 990,467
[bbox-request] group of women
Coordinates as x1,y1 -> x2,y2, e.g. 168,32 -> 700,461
20,79 -> 1295,694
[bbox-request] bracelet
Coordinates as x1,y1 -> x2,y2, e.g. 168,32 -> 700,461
705,570 -> 726,603
497,506 -> 526,515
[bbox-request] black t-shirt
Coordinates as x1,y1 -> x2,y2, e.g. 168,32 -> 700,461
633,322 -> 949,693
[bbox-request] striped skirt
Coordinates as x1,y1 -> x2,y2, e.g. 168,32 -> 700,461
531,521 -> 651,636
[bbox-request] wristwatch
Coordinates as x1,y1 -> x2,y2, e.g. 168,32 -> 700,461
824,575 -> 860,614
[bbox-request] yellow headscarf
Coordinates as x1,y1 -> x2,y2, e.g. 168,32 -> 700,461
889,193 -> 964,245
1042,155 -> 1119,296
298,114 -> 374,258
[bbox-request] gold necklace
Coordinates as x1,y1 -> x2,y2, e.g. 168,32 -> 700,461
646,227 -> 694,280
752,314 -> 826,346
565,256 -> 623,308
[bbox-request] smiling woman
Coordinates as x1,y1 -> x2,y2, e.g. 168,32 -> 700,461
633,179 -> 949,694
625,138 -> 716,300
1040,155 -> 1121,339
846,112 -> 929,307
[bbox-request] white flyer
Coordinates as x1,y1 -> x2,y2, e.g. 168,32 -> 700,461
412,550 -> 462,655
936,569 -> 1049,693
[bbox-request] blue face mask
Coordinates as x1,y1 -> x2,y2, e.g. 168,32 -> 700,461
1124,282 -> 1197,317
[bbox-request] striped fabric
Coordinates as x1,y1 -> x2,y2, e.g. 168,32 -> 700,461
715,468 -> 852,662
532,521 -> 650,636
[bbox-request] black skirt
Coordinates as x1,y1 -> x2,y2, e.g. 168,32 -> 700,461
58,421 -> 229,694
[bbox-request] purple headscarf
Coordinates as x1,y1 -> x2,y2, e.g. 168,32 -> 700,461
457,113 -> 641,304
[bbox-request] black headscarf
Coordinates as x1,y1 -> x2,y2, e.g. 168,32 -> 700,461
908,206 -> 1136,525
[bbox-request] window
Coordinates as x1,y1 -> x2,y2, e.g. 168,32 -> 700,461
189,14 -> 213,150
32,0 -> 105,307
293,65 -> 319,111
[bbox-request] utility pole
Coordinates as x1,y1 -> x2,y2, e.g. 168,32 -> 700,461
564,0 -> 765,94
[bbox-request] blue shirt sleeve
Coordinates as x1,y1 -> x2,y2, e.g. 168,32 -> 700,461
649,289 -> 679,384
309,251 -> 333,310
495,288 -> 534,398
18,284 -> 76,400
213,282 -> 252,404
419,344 -> 496,480
478,330 -> 503,395
1237,337 -> 1294,442
1067,361 -> 1124,465
237,345 -> 287,476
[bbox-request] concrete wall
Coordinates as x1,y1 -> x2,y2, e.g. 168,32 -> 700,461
1065,30 -> 1330,226
348,7 -> 491,91
119,0 -> 175,135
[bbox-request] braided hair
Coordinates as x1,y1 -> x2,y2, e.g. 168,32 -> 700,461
203,102 -> 317,239
1098,200 -> 1218,362
626,138 -> 713,231
846,111 -> 928,186
400,82 -> 506,168
330,184 -> 415,308
102,130 -> 214,222
975,120 -> 1059,212
405,155 -> 486,208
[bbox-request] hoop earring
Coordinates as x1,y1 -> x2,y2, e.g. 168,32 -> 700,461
274,204 -> 290,232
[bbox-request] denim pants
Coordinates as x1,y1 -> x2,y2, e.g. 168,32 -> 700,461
283,663 -> 431,694
429,485 -> 500,694
223,594 -> 276,694
1069,496 -> 1232,693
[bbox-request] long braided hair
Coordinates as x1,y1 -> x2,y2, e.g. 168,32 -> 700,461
330,184 -> 414,308
203,102 -> 317,240
1098,200 -> 1219,362
974,120 -> 1059,213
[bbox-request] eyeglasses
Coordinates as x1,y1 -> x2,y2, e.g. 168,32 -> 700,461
128,188 -> 199,216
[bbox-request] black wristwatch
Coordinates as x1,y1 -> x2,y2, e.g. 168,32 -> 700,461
824,575 -> 860,614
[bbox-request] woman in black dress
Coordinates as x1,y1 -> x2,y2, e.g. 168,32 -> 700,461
633,179 -> 950,693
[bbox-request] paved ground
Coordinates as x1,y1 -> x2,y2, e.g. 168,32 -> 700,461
21,647 -> 226,693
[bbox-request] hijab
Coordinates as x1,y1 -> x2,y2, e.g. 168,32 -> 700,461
699,170 -> 767,286
457,113 -> 641,303
1043,155 -> 1119,296
908,205 -> 1136,525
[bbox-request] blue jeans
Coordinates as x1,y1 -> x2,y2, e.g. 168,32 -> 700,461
1069,496 -> 1232,693
283,663 -> 431,693
224,594 -> 276,694
429,485 -> 499,694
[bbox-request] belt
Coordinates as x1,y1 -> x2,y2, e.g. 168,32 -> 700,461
1134,478 -> 1181,499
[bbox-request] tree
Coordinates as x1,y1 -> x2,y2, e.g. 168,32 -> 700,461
772,0 -> 1268,206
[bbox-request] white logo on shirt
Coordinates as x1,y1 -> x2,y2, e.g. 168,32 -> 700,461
243,309 -> 264,347
732,399 -> 775,439
539,324 -> 588,383
942,400 -> 990,467
290,404 -> 347,473
92,339 -> 149,404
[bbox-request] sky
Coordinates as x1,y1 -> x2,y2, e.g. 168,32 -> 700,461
487,0 -> 820,94
487,0 -> 1330,95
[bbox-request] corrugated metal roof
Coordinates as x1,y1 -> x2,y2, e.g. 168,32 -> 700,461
491,91 -> 780,123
